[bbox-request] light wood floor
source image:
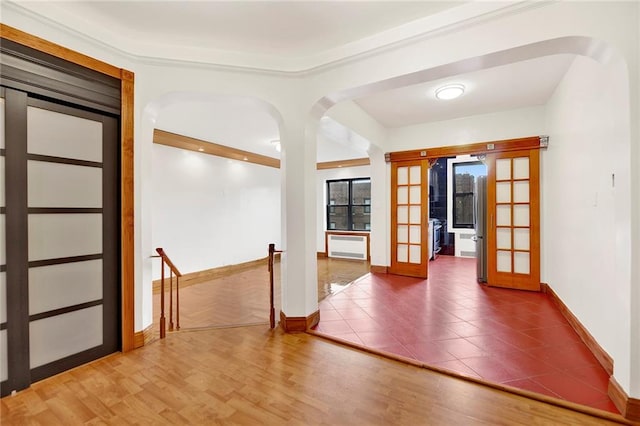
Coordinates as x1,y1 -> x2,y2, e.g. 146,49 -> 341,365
152,257 -> 370,333
1,325 -> 627,425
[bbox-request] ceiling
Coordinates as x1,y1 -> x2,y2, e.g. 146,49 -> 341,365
57,1 -> 463,58
7,1 -> 574,159
354,54 -> 575,128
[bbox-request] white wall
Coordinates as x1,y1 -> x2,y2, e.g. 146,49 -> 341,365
152,144 -> 281,278
3,1 -> 638,396
387,106 -> 547,151
316,166 -> 371,253
543,55 -> 632,391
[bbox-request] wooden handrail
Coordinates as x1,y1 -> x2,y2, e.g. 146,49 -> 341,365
154,247 -> 183,338
268,244 -> 282,329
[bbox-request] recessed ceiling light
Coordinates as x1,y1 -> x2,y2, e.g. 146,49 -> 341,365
435,84 -> 465,100
197,147 -> 204,152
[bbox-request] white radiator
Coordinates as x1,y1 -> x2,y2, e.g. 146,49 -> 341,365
327,234 -> 368,260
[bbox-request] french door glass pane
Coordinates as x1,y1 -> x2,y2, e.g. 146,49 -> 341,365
409,206 -> 420,224
514,252 -> 530,274
496,205 -> 511,226
497,228 -> 511,249
0,330 -> 6,382
28,161 -> 102,208
513,157 -> 530,179
496,182 -> 511,203
28,260 -> 102,315
29,306 -> 103,368
397,244 -> 408,262
513,181 -> 530,203
27,107 -> 102,161
496,159 -> 511,180
409,245 -> 421,263
513,228 -> 530,250
397,225 -> 408,243
409,186 -> 421,204
397,186 -> 408,204
397,206 -> 408,223
409,166 -> 421,184
28,214 -> 102,261
513,205 -> 530,227
409,225 -> 421,244
397,167 -> 408,185
497,250 -> 512,272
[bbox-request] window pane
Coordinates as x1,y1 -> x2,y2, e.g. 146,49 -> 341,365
328,206 -> 348,230
351,206 -> 370,231
454,193 -> 474,227
453,161 -> 484,228
351,179 -> 370,204
328,181 -> 349,205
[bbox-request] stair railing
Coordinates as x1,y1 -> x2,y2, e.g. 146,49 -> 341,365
268,243 -> 282,329
155,247 -> 182,339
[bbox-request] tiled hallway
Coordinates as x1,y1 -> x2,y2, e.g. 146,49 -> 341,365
311,256 -> 619,414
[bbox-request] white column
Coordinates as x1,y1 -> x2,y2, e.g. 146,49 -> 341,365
279,112 -> 319,317
368,146 -> 390,268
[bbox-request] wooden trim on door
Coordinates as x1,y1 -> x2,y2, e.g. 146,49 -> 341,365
385,136 -> 543,162
0,25 -> 121,78
120,70 -> 135,352
1,24 -> 136,353
486,149 -> 540,291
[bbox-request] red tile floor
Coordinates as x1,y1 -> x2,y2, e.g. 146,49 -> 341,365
311,255 -> 619,414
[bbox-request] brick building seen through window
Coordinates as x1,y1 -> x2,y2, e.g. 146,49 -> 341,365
327,178 -> 371,231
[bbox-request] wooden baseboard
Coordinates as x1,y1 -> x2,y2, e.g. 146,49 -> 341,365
152,257 -> 270,294
133,325 -> 154,349
370,265 -> 388,274
279,310 -> 320,332
608,376 -> 640,421
317,252 -> 327,258
542,283 -> 613,375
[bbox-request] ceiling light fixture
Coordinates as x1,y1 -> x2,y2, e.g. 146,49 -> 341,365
271,139 -> 281,152
197,147 -> 204,152
435,83 -> 465,100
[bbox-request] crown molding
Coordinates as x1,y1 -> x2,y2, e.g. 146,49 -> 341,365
3,1 -> 552,77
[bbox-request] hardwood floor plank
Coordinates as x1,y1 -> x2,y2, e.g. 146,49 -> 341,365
2,324 -> 629,425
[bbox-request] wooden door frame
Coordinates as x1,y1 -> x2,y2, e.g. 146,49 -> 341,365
1,24 -> 136,352
486,149 -> 541,291
389,159 -> 430,278
385,136 -> 546,284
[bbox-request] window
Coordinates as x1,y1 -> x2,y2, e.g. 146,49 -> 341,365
452,161 -> 484,228
327,178 -> 371,231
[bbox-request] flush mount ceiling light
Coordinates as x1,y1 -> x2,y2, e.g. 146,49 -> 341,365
271,139 -> 281,152
435,83 -> 465,100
